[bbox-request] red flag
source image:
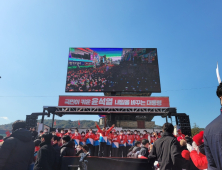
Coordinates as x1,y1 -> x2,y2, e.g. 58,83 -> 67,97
78,120 -> 80,126
54,121 -> 56,126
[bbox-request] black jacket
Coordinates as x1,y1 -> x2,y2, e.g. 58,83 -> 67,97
76,149 -> 84,156
31,131 -> 38,141
148,132 -> 187,170
60,141 -> 75,157
139,146 -> 149,158
0,128 -> 35,170
180,145 -> 188,153
34,141 -> 56,170
204,109 -> 222,170
53,143 -> 60,170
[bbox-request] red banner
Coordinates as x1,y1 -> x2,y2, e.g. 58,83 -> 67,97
58,96 -> 170,107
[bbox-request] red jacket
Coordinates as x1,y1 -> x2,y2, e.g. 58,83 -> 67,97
177,133 -> 185,139
35,146 -> 40,152
190,150 -> 208,170
80,135 -> 86,142
57,133 -> 65,137
151,136 -> 158,144
71,133 -> 81,140
112,135 -> 120,143
65,132 -> 73,137
143,134 -> 148,140
85,132 -> 95,140
119,134 -> 127,145
96,125 -> 113,137
94,134 -> 100,141
126,134 -> 135,144
134,134 -> 140,142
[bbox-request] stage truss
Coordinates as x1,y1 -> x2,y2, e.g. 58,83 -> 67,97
43,106 -> 176,117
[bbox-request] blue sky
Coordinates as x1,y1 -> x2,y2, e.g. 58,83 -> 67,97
0,0 -> 222,128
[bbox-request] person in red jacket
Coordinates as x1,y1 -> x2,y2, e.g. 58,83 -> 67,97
177,129 -> 185,139
80,131 -> 86,146
71,129 -> 81,146
95,122 -> 114,157
119,130 -> 127,157
187,131 -> 208,170
143,130 -> 148,140
126,130 -> 135,154
134,130 -> 141,143
93,131 -> 100,156
57,129 -> 65,138
150,132 -> 158,144
139,134 -> 144,143
85,128 -> 95,156
111,132 -> 120,157
65,129 -> 73,137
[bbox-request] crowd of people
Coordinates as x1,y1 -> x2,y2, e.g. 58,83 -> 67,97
0,121 -> 209,170
0,83 -> 222,170
66,61 -> 160,92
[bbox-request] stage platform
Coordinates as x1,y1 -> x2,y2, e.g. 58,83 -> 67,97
61,156 -> 154,170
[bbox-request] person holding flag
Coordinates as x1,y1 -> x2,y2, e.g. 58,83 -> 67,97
95,122 -> 115,157
85,128 -> 95,156
72,129 -> 81,146
119,130 -> 127,157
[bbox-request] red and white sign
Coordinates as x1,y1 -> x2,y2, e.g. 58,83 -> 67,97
58,96 -> 170,107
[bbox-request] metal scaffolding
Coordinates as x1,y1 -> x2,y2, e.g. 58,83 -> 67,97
42,106 -> 176,116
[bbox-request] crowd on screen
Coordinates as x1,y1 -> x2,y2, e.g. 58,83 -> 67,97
66,61 -> 160,92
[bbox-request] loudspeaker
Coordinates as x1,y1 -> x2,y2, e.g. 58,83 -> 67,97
176,115 -> 191,136
26,115 -> 38,129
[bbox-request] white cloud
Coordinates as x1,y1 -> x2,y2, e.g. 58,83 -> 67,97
0,117 -> 8,120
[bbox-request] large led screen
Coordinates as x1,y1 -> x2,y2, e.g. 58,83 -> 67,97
65,48 -> 161,92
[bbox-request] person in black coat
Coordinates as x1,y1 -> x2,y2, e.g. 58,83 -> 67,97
52,135 -> 60,170
36,130 -> 43,140
60,135 -> 75,157
204,82 -> 222,170
139,139 -> 149,158
31,127 -> 38,141
34,133 -> 56,170
0,120 -> 35,170
148,123 -> 187,170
